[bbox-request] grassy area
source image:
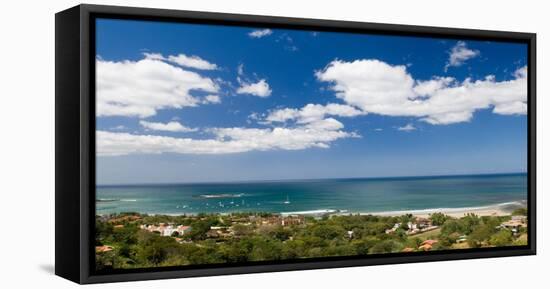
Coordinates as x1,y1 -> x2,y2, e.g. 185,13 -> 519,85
410,228 -> 441,240
451,242 -> 470,249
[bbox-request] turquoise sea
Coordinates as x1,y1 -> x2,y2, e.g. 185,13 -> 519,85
96,173 -> 527,215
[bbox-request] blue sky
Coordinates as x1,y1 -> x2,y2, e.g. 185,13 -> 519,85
95,18 -> 528,185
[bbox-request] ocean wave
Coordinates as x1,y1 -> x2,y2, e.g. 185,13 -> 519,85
282,201 -> 526,216
96,198 -> 138,202
198,193 -> 245,199
280,209 -> 338,216
97,198 -> 118,202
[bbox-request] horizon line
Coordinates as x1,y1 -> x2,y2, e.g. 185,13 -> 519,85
97,171 -> 527,187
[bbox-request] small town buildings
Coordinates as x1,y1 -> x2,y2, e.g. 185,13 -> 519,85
281,215 -> 304,226
206,226 -> 233,238
385,218 -> 438,235
140,224 -> 192,237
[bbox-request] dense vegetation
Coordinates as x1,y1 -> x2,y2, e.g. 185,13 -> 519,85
95,210 -> 527,270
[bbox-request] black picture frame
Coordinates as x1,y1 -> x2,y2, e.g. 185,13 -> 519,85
55,4 -> 536,284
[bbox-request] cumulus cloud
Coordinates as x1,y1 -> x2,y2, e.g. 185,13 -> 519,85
167,54 -> 218,70
203,94 -> 221,104
445,41 -> 480,71
144,52 -> 218,70
265,103 -> 365,124
236,79 -> 272,97
139,120 -> 198,132
97,120 -> 355,156
316,59 -> 527,125
397,123 -> 416,131
97,57 -> 220,118
248,29 -> 272,38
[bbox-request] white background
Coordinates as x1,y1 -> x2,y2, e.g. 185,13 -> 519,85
0,0 -> 547,288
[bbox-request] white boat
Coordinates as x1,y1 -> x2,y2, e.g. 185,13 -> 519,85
283,194 -> 290,204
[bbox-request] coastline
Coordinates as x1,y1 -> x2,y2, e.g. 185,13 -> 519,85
98,200 -> 527,218
355,200 -> 527,218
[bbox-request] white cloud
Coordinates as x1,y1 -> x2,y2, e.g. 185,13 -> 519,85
203,94 -> 221,104
110,125 -> 126,131
236,79 -> 272,97
237,64 -> 244,76
96,57 -> 219,118
491,101 -> 527,115
235,64 -> 272,97
303,117 -> 345,131
139,120 -> 198,132
167,54 -> 218,70
265,103 -> 365,124
397,123 -> 416,131
141,52 -> 164,60
97,119 -> 355,156
413,77 -> 454,97
316,59 -> 527,125
248,29 -> 272,38
445,41 -> 480,71
144,52 -> 218,70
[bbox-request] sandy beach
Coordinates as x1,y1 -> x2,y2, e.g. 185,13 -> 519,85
360,201 -> 527,218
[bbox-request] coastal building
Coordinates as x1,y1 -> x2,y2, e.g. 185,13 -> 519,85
206,229 -> 220,238
258,216 -> 283,226
386,219 -> 438,235
140,224 -> 192,237
418,244 -> 432,251
210,226 -> 227,230
500,217 -> 527,234
385,223 -> 401,234
416,218 -> 432,229
206,226 -> 233,239
421,239 -> 438,246
176,225 -> 192,235
281,215 -> 304,226
95,245 -> 114,253
405,217 -> 438,235
418,240 -> 438,251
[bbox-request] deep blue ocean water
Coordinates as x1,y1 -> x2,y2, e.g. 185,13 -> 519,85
96,173 -> 527,215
